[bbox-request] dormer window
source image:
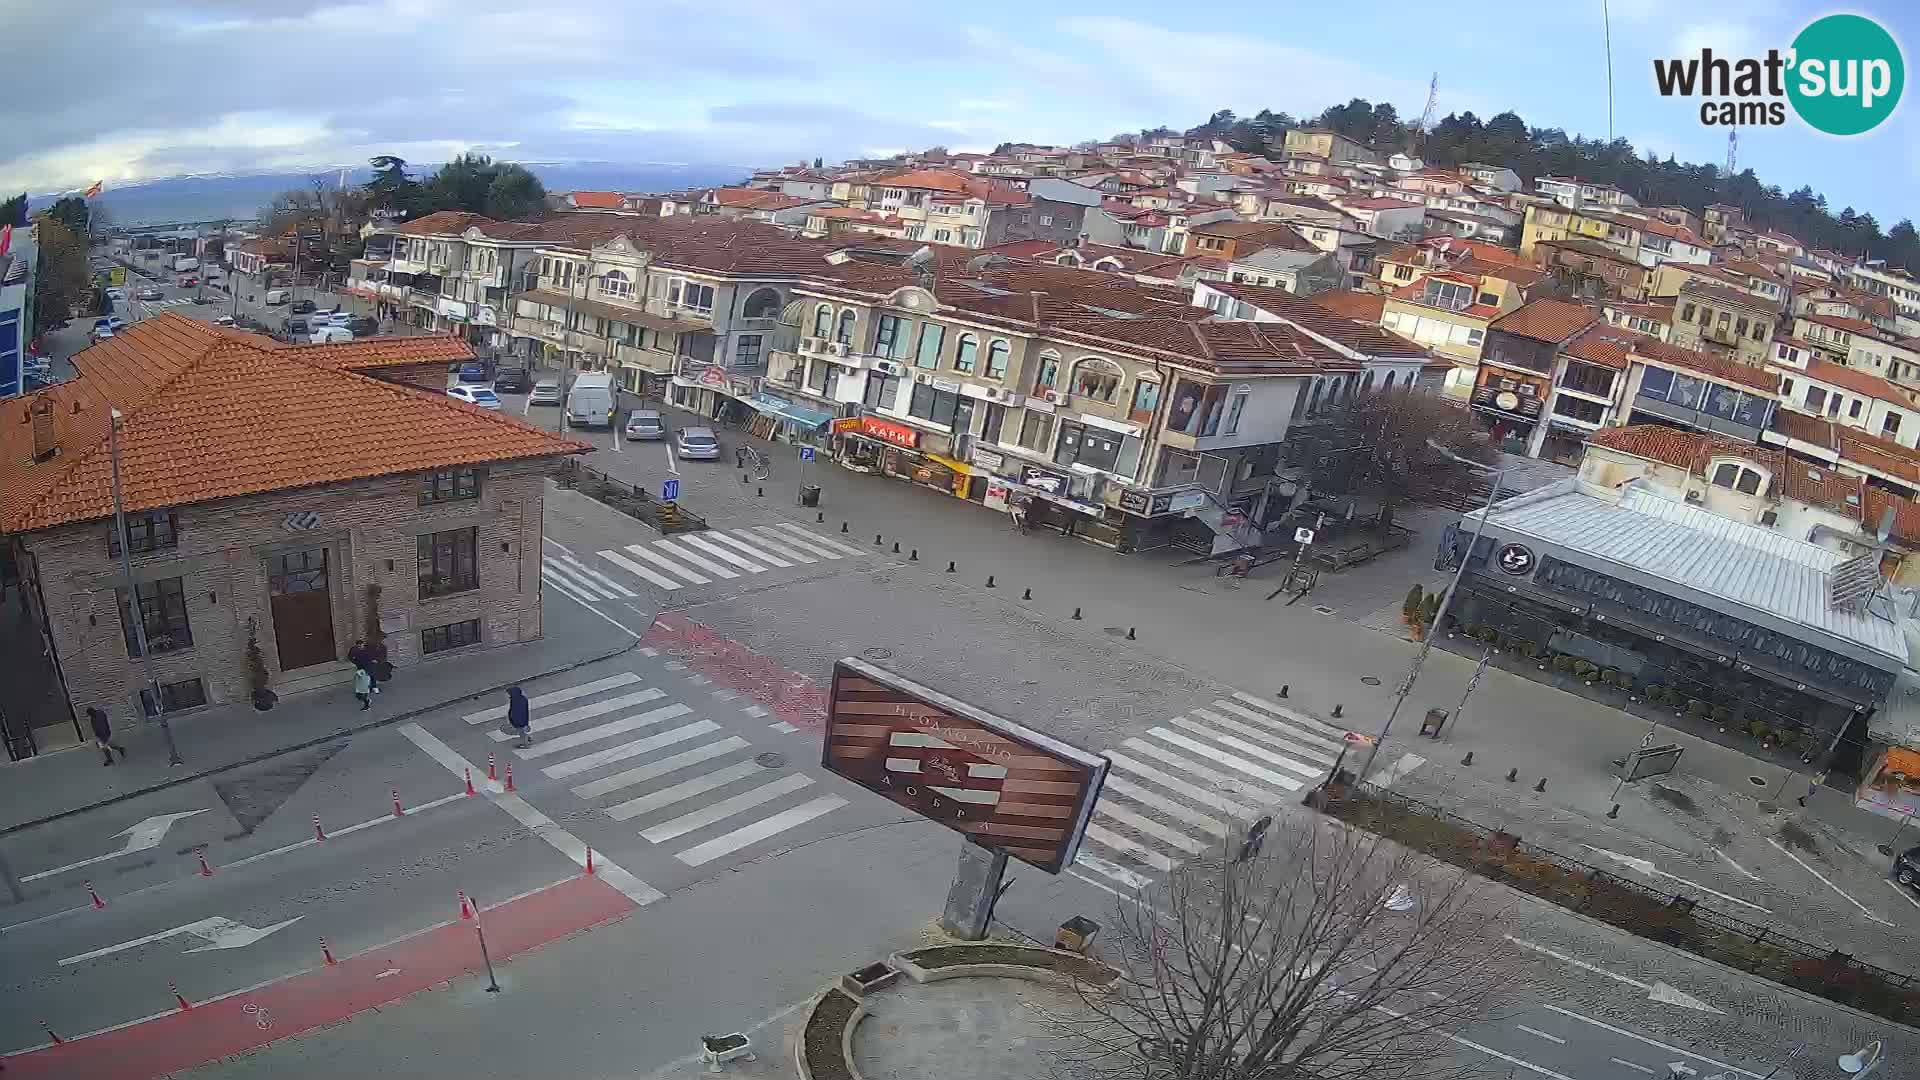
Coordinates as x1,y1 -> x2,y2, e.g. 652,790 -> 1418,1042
1709,459 -> 1766,495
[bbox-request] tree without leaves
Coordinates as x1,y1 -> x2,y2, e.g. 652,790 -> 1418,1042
1301,388 -> 1497,530
1046,817 -> 1522,1080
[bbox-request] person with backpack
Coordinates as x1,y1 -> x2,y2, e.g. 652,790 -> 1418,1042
87,707 -> 127,766
507,686 -> 531,747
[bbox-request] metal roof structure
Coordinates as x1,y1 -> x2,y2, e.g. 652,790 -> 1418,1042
1466,480 -> 1910,665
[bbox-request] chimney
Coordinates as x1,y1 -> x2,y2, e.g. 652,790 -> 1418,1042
29,397 -> 56,463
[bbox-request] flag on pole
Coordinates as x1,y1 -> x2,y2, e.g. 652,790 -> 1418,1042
0,225 -> 11,259
83,180 -> 103,199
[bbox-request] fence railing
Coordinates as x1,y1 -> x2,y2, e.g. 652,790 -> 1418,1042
556,459 -> 707,535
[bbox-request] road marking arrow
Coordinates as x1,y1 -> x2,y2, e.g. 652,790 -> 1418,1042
1582,845 -> 1772,914
1505,936 -> 1721,1013
59,915 -> 303,966
22,810 -> 212,882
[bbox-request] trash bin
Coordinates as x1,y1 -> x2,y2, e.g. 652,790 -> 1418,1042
799,484 -> 821,508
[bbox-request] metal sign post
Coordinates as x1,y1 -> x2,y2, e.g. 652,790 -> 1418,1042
797,445 -> 815,504
662,478 -> 680,502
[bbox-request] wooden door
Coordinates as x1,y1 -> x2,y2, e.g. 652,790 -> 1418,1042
270,547 -> 336,671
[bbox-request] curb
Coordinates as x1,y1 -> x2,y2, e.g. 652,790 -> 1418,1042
0,634 -> 645,839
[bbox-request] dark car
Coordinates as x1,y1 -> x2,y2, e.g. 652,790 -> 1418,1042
457,362 -> 491,385
1896,845 -> 1920,890
346,316 -> 379,336
494,367 -> 532,393
290,299 -> 316,314
282,317 -> 310,337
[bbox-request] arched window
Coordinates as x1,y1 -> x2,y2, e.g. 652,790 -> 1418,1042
1071,357 -> 1124,403
600,270 -> 633,299
1382,371 -> 1397,391
1361,370 -> 1376,392
1307,380 -> 1325,415
954,334 -> 979,374
836,309 -> 857,345
742,287 -> 782,319
985,340 -> 1011,380
812,304 -> 832,337
1035,350 -> 1061,390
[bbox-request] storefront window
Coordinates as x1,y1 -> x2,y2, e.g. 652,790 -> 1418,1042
1018,411 -> 1054,452
864,372 -> 900,410
908,382 -> 960,427
982,402 -> 1006,444
1054,422 -> 1129,473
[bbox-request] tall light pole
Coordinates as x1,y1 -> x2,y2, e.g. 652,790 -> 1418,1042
109,408 -> 184,767
1356,442 -> 1505,782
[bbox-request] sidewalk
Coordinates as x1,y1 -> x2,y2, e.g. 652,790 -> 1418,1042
0,570 -> 642,836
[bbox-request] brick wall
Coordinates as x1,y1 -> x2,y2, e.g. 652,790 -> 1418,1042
366,362 -> 451,392
22,459 -> 553,723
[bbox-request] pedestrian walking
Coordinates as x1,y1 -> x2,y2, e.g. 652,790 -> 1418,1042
353,666 -> 373,711
87,707 -> 126,766
347,638 -> 380,696
507,686 -> 532,747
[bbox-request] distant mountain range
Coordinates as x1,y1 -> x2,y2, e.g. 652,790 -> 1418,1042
59,161 -> 758,227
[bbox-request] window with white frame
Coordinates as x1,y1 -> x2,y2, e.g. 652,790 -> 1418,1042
1070,357 -> 1124,403
600,270 -> 633,299
953,334 -> 978,374
985,340 -> 1010,379
812,304 -> 832,338
934,229 -> 953,243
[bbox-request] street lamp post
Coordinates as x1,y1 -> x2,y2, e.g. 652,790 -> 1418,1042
1356,444 -> 1505,783
108,408 -> 184,767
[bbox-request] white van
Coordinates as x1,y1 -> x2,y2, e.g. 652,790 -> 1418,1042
566,372 -> 617,428
264,289 -> 289,305
308,325 -> 354,344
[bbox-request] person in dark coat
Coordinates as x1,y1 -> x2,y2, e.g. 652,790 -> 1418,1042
347,639 -> 381,695
88,707 -> 126,766
507,686 -> 532,747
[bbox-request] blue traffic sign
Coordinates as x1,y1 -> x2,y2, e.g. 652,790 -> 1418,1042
662,478 -> 680,501
799,446 -> 816,462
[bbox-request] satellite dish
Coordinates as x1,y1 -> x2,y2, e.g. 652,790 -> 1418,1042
966,254 -> 1011,273
906,245 -> 935,269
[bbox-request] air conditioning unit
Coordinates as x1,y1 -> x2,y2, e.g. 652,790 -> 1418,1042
914,372 -> 933,385
983,386 -> 1004,401
1685,489 -> 1704,504
1044,389 -> 1070,406
798,337 -> 819,353
832,342 -> 851,357
872,359 -> 904,377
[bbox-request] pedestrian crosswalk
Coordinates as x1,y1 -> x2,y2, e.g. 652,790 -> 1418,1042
137,297 -> 202,308
1070,692 -> 1416,892
458,669 -> 847,867
541,523 -> 868,602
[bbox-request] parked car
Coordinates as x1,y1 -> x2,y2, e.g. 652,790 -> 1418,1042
105,287 -> 126,301
347,316 -> 379,337
675,426 -> 721,460
136,287 -> 163,301
447,385 -> 502,410
264,289 -> 289,305
494,367 -> 532,393
91,326 -> 115,342
106,316 -> 127,332
625,409 -> 666,441
290,299 -> 316,314
308,325 -> 353,343
214,315 -> 236,326
457,362 -> 491,385
528,380 -> 563,406
1896,845 -> 1920,890
282,317 -> 310,337
176,275 -> 197,288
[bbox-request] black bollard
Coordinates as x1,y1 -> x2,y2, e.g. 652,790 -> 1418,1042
892,541 -> 900,553
909,549 -> 918,561
757,487 -> 764,497
841,522 -> 849,533
946,561 -> 956,573
986,575 -> 996,588
1533,777 -> 1547,793
1072,607 -> 1082,620
1607,803 -> 1620,819
875,534 -> 883,546
1022,588 -> 1032,600
1279,685 -> 1289,698
1332,704 -> 1343,718
1460,751 -> 1474,766
1127,627 -> 1136,640
1505,767 -> 1518,783
741,472 -> 748,484
817,512 -> 825,522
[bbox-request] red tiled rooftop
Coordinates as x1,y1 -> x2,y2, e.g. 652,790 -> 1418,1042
1563,324 -> 1650,370
1631,337 -> 1780,393
1586,425 -> 1712,470
1800,358 -> 1911,403
1489,298 -> 1598,344
568,191 -> 626,209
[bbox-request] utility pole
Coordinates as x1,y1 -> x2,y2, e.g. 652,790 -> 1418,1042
109,409 -> 184,767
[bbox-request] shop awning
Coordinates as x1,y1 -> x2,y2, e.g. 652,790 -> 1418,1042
750,397 -> 833,430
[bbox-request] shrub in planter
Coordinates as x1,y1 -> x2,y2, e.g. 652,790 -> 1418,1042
246,622 -> 277,711
1710,705 -> 1731,724
1421,593 -> 1441,627
1686,699 -> 1711,719
1552,654 -> 1576,674
1403,584 -> 1424,625
1644,684 -> 1666,704
1572,660 -> 1597,682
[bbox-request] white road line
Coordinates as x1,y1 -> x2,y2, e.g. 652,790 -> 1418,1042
622,543 -> 712,585
542,557 -> 618,599
516,703 -> 695,758
728,528 -> 817,563
1118,740 -> 1271,804
1192,706 -> 1339,764
1764,837 -> 1893,925
1366,752 -> 1426,790
541,567 -> 602,604
769,522 -> 865,557
653,538 -> 739,579
1083,826 -> 1176,871
664,444 -> 679,474
551,552 -> 637,597
1230,692 -> 1351,741
465,673 -> 641,724
542,720 -> 721,780
1095,798 -> 1206,854
607,760 -> 765,821
1150,727 -> 1306,791
1887,878 -> 1920,912
751,525 -> 842,560
701,530 -> 795,568
1513,1025 -> 1565,1045
1104,752 -> 1258,819
397,723 -> 662,905
1538,1005 -> 1764,1079
677,533 -> 773,573
1609,1058 -> 1655,1075
1170,716 -> 1323,780
1073,852 -> 1153,891
744,705 -> 768,717
597,549 -> 684,591
640,772 -> 816,841
1713,848 -> 1762,882
1100,775 -> 1226,835
570,736 -> 749,796
1210,695 -> 1348,745
770,721 -> 798,733
675,794 -> 847,866
485,687 -> 666,741
544,536 -> 578,558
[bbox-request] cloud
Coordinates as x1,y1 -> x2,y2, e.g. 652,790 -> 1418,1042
1672,22 -> 1762,60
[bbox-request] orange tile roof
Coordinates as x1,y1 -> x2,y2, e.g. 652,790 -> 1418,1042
1311,289 -> 1385,323
1782,462 -> 1864,519
1767,409 -> 1839,450
1563,324 -> 1649,370
1799,358 -> 1911,403
1837,429 -> 1920,486
1489,298 -> 1598,344
1863,485 -> 1920,542
1802,313 -> 1882,337
296,336 -> 475,371
396,211 -> 496,236
568,191 -> 626,209
0,314 -> 587,534
1631,337 -> 1779,393
1586,425 -> 1712,469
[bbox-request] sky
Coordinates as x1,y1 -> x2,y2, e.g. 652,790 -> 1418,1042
2,0 -> 1916,226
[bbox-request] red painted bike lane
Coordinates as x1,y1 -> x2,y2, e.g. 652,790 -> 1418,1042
4,874 -> 637,1080
644,614 -> 829,731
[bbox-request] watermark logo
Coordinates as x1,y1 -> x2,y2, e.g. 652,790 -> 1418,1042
1652,13 -> 1903,136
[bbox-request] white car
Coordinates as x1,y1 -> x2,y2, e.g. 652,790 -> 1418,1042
447,385 -> 502,410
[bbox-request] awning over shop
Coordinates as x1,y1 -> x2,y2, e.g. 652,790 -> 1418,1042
749,396 -> 833,429
923,452 -> 979,475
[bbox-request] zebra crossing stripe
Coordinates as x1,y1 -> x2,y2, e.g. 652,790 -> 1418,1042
569,736 -> 750,796
653,538 -> 739,579
1103,752 -> 1258,819
701,531 -> 794,568
516,703 -> 694,758
541,567 -> 599,605
1100,774 -> 1227,836
542,720 -> 722,780
1094,799 -> 1207,854
1208,700 -> 1345,751
543,558 -> 622,600
769,523 -> 865,557
606,760 -> 764,821
598,549 -> 684,591
1150,726 -> 1306,791
674,794 -> 847,866
1074,851 -> 1153,891
1083,825 -> 1175,871
676,533 -> 772,573
1231,692 -> 1352,741
640,772 -> 815,842
551,552 -> 637,597
751,526 -> 842,560
1192,706 -> 1338,766
728,528 -> 817,563
465,673 -> 641,724
487,687 -> 666,742
622,543 -> 711,584
1168,717 -> 1324,780
1122,737 -> 1276,797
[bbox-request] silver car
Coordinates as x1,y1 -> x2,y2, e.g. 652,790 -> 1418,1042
625,410 -> 666,441
528,381 -> 563,406
675,426 -> 721,460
